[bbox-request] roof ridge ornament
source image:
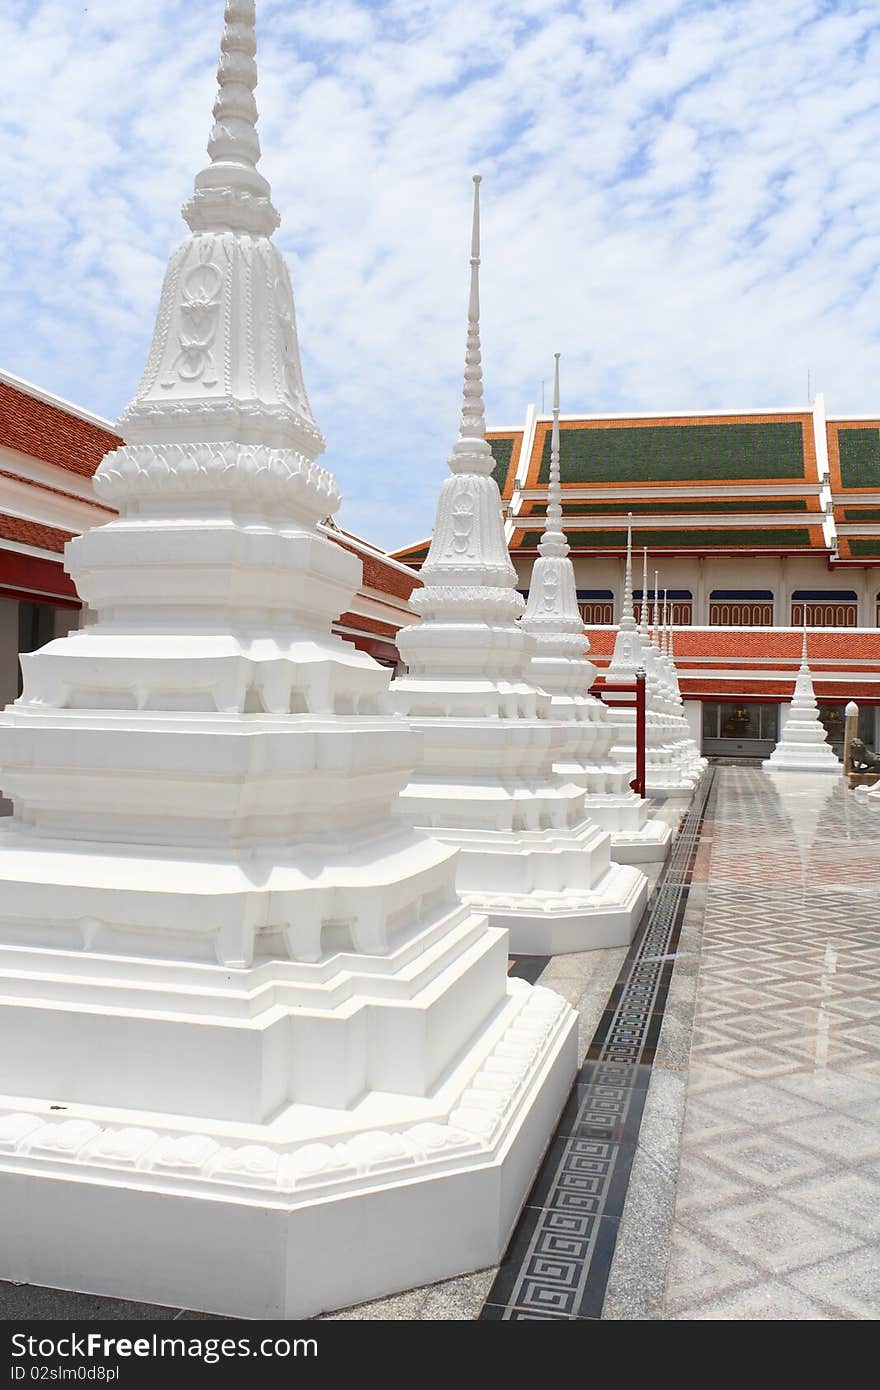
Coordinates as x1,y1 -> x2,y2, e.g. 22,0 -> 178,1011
448,176 -> 495,478
538,353 -> 568,559
183,1 -> 281,236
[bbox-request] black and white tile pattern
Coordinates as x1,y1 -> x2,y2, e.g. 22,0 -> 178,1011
481,771 -> 715,1320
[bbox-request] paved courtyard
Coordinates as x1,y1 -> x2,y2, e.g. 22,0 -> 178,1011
1,765 -> 878,1321
662,766 -> 880,1319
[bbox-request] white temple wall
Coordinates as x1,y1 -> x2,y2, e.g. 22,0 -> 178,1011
683,700 -> 702,746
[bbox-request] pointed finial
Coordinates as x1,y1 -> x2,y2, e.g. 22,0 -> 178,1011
639,546 -> 648,637
801,614 -> 809,671
618,511 -> 635,629
538,353 -> 568,558
448,176 -> 495,477
183,1 -> 280,235
650,569 -> 659,647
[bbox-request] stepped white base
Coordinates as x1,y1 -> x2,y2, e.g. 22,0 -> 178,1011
463,861 -> 647,955
552,760 -> 671,866
609,821 -> 672,864
645,775 -> 699,797
411,816 -> 648,956
0,978 -> 576,1319
763,745 -> 840,774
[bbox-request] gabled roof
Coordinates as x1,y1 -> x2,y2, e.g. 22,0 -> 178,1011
0,370 -> 121,479
486,429 -> 523,500
508,409 -> 828,555
0,512 -> 74,554
525,413 -> 817,488
826,418 -> 880,560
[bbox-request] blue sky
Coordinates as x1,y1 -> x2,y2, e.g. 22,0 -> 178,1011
2,0 -> 880,549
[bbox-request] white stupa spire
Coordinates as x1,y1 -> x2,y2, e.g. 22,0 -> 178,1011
521,353 -> 592,656
183,1 -> 280,236
394,271 -> 648,948
521,364 -> 670,867
638,546 -> 649,639
449,176 -> 495,478
650,570 -> 660,649
619,513 -> 636,630
403,177 -> 518,615
538,354 -> 568,558
764,622 -> 840,773
607,512 -> 642,675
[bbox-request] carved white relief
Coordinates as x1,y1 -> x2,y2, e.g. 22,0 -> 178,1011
450,482 -> 476,556
541,572 -> 559,611
94,441 -> 340,518
160,240 -> 224,388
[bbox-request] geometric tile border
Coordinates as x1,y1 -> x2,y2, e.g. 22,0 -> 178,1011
481,771 -> 716,1320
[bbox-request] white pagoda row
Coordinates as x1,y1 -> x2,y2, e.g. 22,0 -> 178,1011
603,537 -> 705,793
518,363 -> 671,865
391,191 -> 649,955
0,2 -> 577,1319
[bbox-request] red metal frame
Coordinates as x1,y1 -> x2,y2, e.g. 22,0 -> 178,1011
590,671 -> 647,798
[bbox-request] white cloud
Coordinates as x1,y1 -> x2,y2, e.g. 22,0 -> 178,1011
1,0 -> 879,549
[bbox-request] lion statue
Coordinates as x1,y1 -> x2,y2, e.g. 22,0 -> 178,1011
849,737 -> 880,772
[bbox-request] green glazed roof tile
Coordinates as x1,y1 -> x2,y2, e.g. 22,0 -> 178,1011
518,526 -> 816,550
538,421 -> 806,484
837,429 -> 880,489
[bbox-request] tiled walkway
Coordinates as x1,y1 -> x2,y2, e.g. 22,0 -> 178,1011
664,767 -> 880,1319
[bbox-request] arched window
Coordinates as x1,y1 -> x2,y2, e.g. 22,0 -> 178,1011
634,590 -> 692,626
576,590 -> 614,625
709,590 -> 774,627
791,591 -> 857,628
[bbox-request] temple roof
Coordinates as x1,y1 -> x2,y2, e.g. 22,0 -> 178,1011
392,405 -> 851,564
509,409 -> 829,556
826,418 -> 880,561
0,370 -> 119,480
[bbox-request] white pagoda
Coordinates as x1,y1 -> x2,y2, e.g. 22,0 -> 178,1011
658,594 -> 706,777
604,550 -> 701,794
0,2 -> 577,1318
519,362 -> 670,865
391,186 -> 647,954
763,628 -> 840,773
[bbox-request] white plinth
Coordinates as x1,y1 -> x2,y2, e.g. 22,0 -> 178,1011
0,974 -> 576,1318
